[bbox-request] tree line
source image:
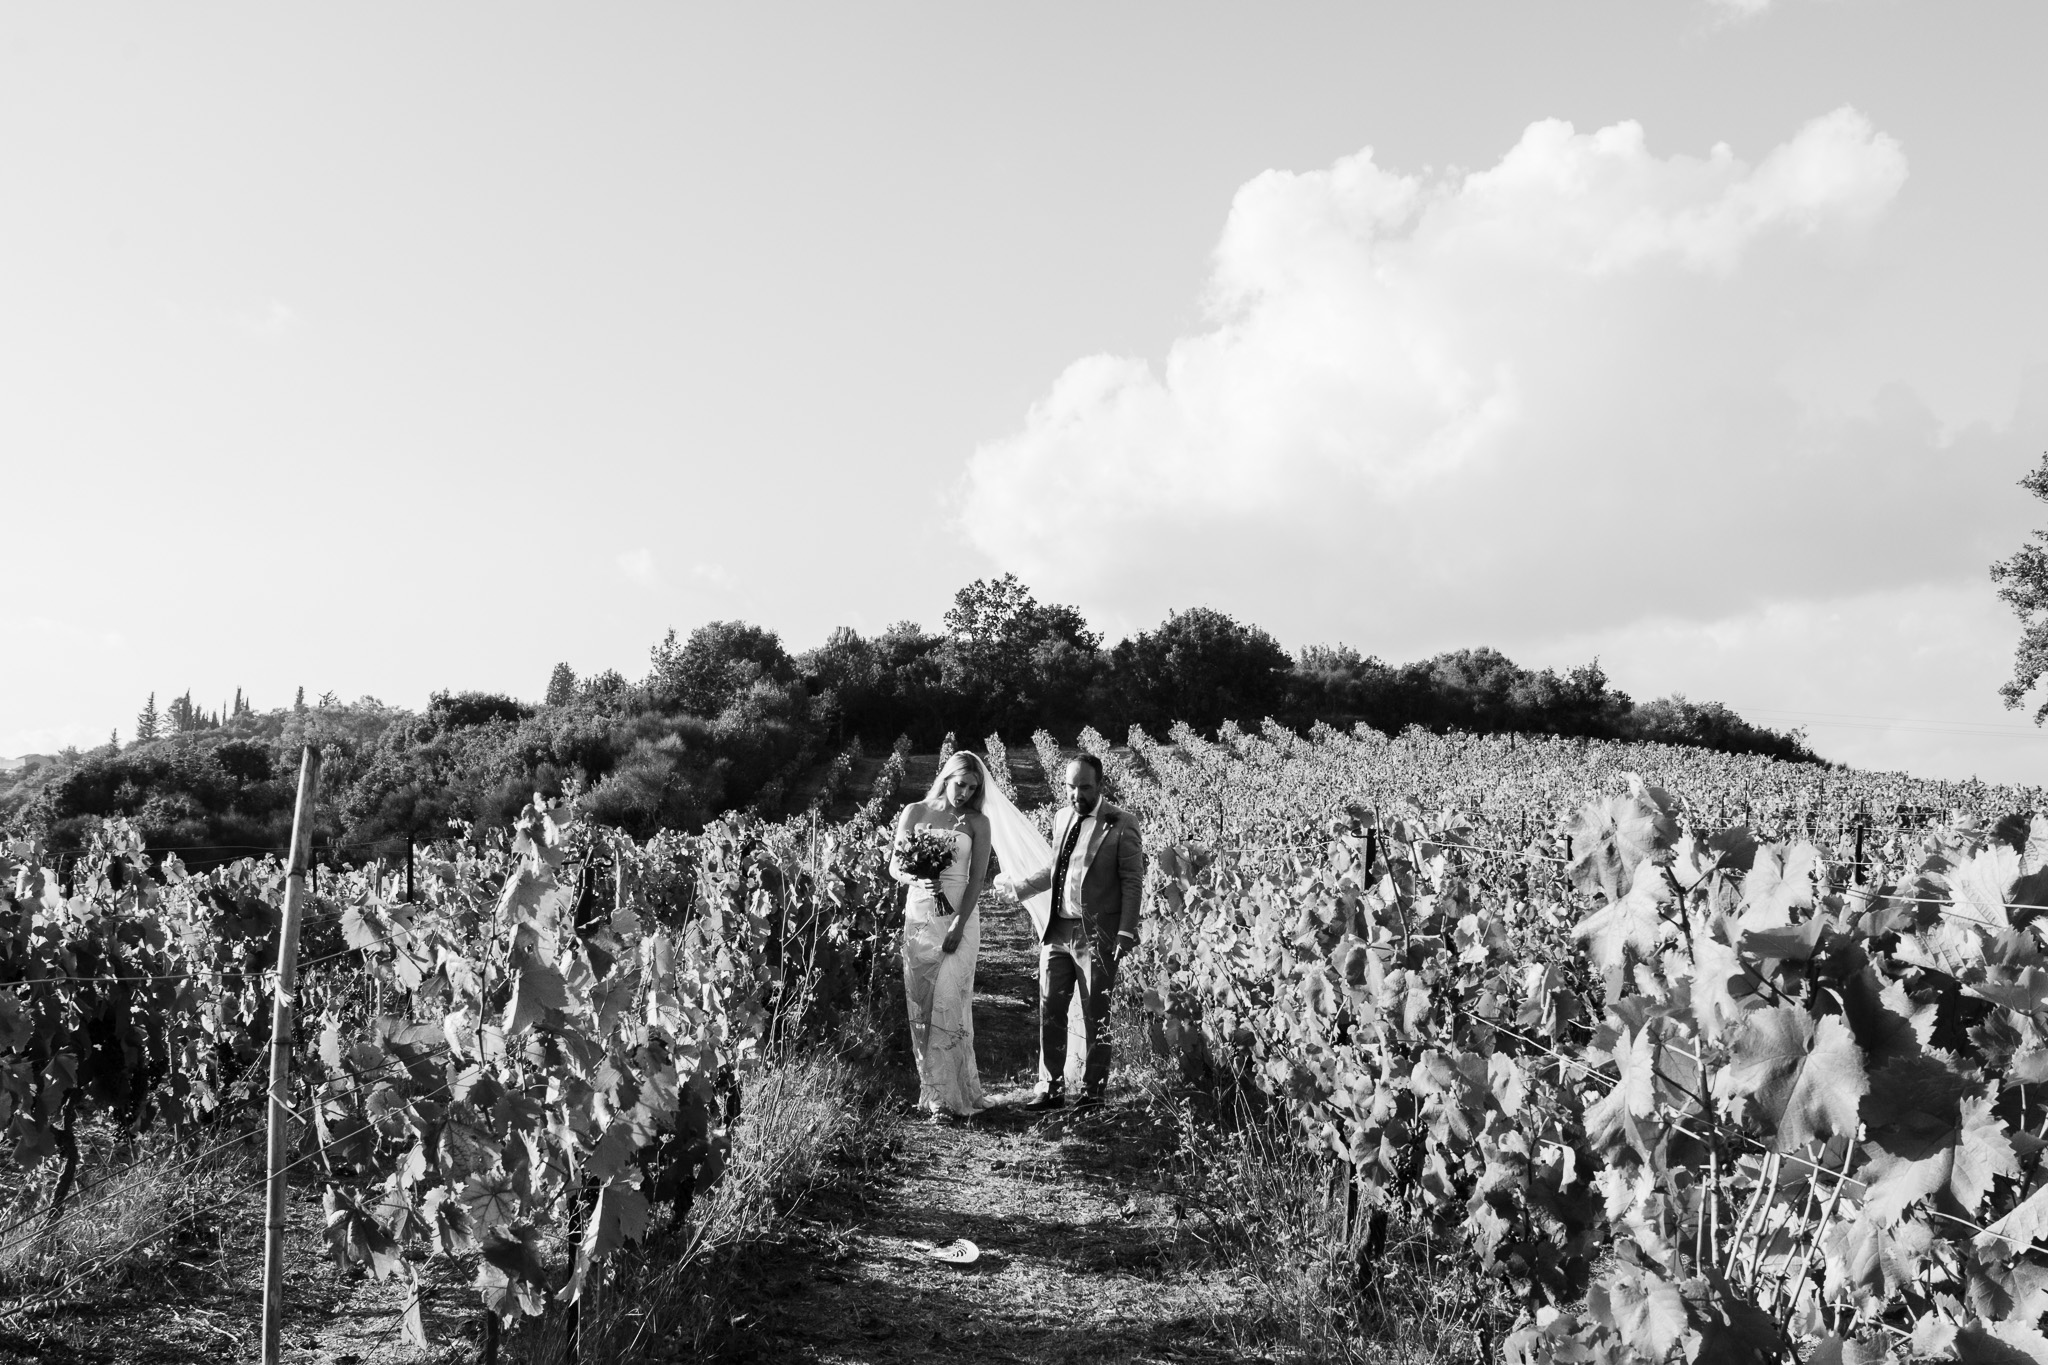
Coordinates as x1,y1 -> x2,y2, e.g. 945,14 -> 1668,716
0,574 -> 1814,863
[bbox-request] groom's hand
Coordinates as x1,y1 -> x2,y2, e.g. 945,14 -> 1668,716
942,926 -> 965,953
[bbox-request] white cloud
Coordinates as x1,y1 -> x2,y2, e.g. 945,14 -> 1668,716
691,563 -> 735,590
959,109 -> 2040,666
615,547 -> 658,585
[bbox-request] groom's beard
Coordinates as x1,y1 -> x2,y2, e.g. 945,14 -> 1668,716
1071,796 -> 1099,817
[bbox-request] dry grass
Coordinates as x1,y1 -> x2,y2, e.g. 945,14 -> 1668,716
504,1046 -> 883,1363
0,1124 -> 265,1302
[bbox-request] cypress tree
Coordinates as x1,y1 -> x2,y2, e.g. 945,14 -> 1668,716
546,663 -> 578,707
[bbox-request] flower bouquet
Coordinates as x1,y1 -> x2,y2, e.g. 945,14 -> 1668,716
897,825 -> 959,882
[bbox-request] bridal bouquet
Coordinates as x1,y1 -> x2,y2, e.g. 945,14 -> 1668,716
896,826 -> 958,882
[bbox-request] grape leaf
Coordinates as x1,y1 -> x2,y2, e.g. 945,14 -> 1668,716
1971,1255 -> 2048,1323
323,1187 -> 403,1278
457,1172 -> 521,1231
1954,1320 -> 2048,1364
1566,779 -> 1679,904
1840,968 -> 1925,1068
560,1180 -> 652,1304
1977,1180 -> 2048,1261
340,903 -> 390,951
503,954 -> 568,1037
1576,860 -> 1675,973
1676,827 -> 1759,884
1738,919 -> 1824,964
1912,844 -> 2031,972
1590,1257 -> 1687,1361
496,864 -> 549,926
1991,813 -> 2048,869
318,1016 -> 344,1072
1716,1007 -> 1867,1151
2014,869 -> 2048,925
475,1226 -> 548,1325
420,1185 -> 471,1257
1913,1317 -> 1959,1359
584,1180 -> 649,1260
1859,1157 -> 1951,1226
1950,1093 -> 2017,1212
1824,1211 -> 1936,1301
1739,844 -> 1819,933
1688,932 -> 1750,1046
437,1103 -> 504,1183
370,1179 -> 424,1247
587,1116 -> 648,1183
1488,1051 -> 1526,1118
1860,1083 -> 2015,1224
1585,1024 -> 1677,1158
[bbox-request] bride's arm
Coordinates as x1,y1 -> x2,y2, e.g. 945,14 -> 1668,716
942,816 -> 992,953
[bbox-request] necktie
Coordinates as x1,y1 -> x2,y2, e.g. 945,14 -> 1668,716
1050,812 -> 1086,918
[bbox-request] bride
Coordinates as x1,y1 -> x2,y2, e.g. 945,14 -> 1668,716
892,751 -> 992,1116
890,749 -> 1057,1116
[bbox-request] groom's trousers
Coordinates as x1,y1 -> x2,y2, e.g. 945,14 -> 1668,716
1039,917 -> 1115,1095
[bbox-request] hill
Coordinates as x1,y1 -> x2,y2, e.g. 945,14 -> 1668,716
1,576 -> 1821,864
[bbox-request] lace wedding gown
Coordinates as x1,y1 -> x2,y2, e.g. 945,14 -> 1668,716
901,827 -> 987,1115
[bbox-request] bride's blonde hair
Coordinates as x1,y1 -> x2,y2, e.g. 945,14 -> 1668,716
924,750 -> 989,814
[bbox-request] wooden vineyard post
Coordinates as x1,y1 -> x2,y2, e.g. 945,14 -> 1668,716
261,745 -> 323,1365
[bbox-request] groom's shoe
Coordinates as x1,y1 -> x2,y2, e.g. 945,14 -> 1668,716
1022,1089 -> 1065,1112
1072,1089 -> 1105,1112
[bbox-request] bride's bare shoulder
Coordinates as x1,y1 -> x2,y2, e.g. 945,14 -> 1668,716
965,810 -> 992,834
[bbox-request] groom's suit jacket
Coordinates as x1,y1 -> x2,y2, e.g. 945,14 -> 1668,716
1011,800 -> 1144,945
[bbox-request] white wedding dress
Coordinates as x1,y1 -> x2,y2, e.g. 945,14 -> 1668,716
901,828 -> 987,1115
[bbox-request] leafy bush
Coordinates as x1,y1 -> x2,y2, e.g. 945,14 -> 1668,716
9,577 -> 1815,863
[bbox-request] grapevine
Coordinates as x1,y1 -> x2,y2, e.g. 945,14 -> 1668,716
1129,732 -> 2048,1361
1,797 -> 901,1342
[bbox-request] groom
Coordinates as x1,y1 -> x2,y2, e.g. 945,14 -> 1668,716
1004,754 -> 1143,1111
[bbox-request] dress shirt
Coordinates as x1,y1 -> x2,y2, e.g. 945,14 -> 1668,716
1051,808 -> 1097,919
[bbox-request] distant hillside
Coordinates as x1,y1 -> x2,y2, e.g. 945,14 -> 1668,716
2,575 -> 1820,864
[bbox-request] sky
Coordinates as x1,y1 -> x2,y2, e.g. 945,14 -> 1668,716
3,2 -> 2046,782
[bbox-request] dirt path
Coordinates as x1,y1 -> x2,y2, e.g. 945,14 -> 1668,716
719,903 -> 1253,1365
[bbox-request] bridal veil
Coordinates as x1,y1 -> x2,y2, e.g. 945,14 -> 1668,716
954,751 -> 1087,1091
